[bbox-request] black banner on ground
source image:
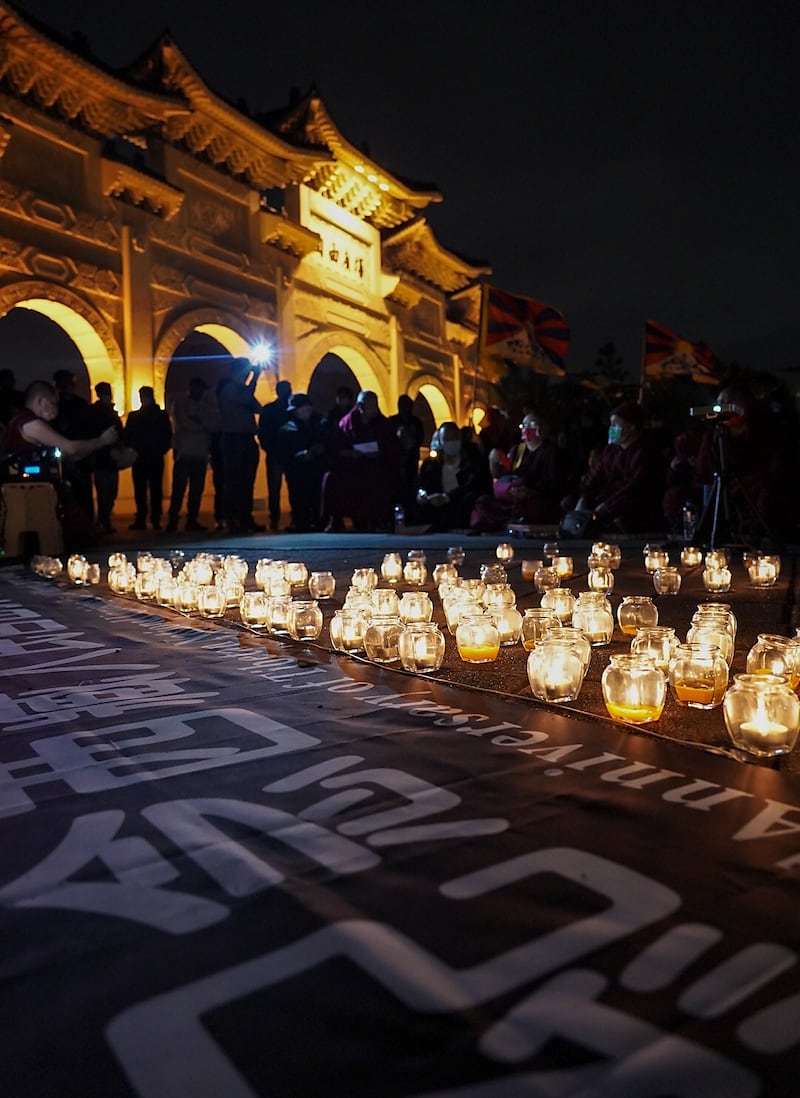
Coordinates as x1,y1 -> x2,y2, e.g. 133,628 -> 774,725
1,574 -> 800,1096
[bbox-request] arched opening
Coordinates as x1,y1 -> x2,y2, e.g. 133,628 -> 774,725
307,353 -> 360,421
164,330 -> 236,404
296,332 -> 389,412
0,291 -> 120,404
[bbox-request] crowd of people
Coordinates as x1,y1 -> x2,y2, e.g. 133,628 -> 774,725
1,363 -> 794,547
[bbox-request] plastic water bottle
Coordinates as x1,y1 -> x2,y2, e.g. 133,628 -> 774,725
682,502 -> 697,542
394,503 -> 405,532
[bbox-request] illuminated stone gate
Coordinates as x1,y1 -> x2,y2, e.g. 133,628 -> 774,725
0,3 -> 492,438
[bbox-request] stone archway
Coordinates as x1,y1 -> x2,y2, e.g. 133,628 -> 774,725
408,375 -> 452,427
0,281 -> 124,406
154,308 -> 273,403
296,330 -> 389,411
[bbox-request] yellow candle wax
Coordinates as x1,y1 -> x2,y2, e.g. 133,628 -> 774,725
458,643 -> 499,663
605,700 -> 664,724
675,681 -> 716,705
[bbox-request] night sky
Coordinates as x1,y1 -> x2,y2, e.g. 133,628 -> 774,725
10,0 -> 800,384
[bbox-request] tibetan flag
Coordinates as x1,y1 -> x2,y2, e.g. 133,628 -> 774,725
643,320 -> 718,385
481,286 -> 569,375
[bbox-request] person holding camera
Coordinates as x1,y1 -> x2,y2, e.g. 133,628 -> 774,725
217,357 -> 264,534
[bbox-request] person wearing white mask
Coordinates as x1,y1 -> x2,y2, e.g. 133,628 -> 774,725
415,421 -> 491,531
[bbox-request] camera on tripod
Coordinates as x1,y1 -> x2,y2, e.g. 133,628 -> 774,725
689,402 -> 743,422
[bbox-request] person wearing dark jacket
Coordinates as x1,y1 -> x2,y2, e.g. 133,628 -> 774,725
124,386 -> 172,531
275,393 -> 328,532
89,382 -> 124,533
416,421 -> 492,532
257,379 -> 292,531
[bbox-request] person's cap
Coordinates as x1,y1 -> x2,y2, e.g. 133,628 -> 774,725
611,401 -> 643,428
288,392 -> 311,411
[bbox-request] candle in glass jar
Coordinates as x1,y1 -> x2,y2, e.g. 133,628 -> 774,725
496,542 -> 514,562
380,553 -> 404,584
308,571 -> 336,599
552,555 -> 573,580
521,559 -> 544,581
403,559 -> 428,586
653,566 -> 681,595
681,546 -> 703,567
703,566 -> 731,593
748,559 -> 778,587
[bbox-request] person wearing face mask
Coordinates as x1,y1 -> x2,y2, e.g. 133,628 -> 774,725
320,389 -> 401,532
415,421 -> 491,532
469,411 -> 565,533
573,401 -> 665,533
273,392 -> 328,533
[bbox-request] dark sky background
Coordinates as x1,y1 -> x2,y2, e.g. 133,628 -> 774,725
12,0 -> 800,385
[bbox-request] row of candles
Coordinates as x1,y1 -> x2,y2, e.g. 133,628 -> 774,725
32,539 -> 798,761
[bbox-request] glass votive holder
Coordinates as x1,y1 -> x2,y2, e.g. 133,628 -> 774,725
695,601 -> 737,640
527,637 -> 586,703
198,585 -> 226,618
572,591 -> 614,646
67,554 -> 88,584
456,613 -> 500,663
653,566 -> 681,595
480,562 -> 507,585
135,571 -> 159,600
681,546 -> 703,567
444,593 -> 480,635
520,608 -> 560,651
308,571 -> 336,599
631,626 -> 677,673
157,576 -> 179,607
602,654 -> 666,724
594,542 -> 622,569
588,566 -> 614,593
617,596 -> 658,636
380,553 -> 404,584
540,587 -> 575,623
285,562 -> 309,590
545,625 -> 592,673
644,548 -> 669,574
372,587 -> 401,616
240,591 -> 270,629
351,567 -> 378,592
482,582 -> 516,611
760,554 -> 781,579
490,606 -> 523,646
705,549 -> 729,570
746,633 -> 800,690
109,563 -> 136,593
552,555 -> 574,580
403,559 -> 428,586
398,622 -> 446,673
288,599 -> 323,641
219,580 -> 245,608
136,551 -> 154,572
432,562 -> 458,586
521,558 -> 544,582
175,581 -> 199,613
266,594 -> 292,635
668,642 -> 728,709
724,674 -> 800,759
748,558 -> 778,587
189,558 -> 215,586
364,615 -> 403,663
496,542 -> 515,562
399,591 -> 433,623
687,622 -> 734,666
534,565 -> 560,593
108,551 -> 128,570
447,546 -> 466,566
330,609 -> 367,653
702,566 -> 731,594
222,556 -> 248,582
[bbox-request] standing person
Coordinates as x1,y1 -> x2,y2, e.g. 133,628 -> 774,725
166,377 -> 217,533
388,394 -> 425,515
125,386 -> 172,531
217,357 -> 264,534
257,379 -> 292,531
321,390 -> 401,532
52,369 -> 95,523
325,385 -> 354,429
89,382 -> 124,534
275,392 -> 328,532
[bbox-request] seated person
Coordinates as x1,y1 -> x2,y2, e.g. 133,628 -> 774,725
275,393 -> 328,532
5,380 -> 117,461
320,390 -> 401,532
470,411 -> 565,532
570,401 -> 665,533
415,421 -> 491,532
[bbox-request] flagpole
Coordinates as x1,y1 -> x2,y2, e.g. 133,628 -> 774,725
637,321 -> 647,404
472,282 -> 487,424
